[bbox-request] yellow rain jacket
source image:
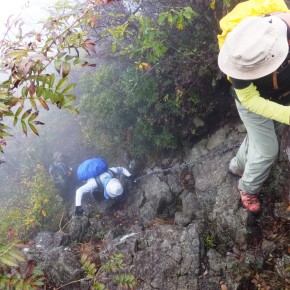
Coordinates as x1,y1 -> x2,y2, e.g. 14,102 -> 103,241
218,0 -> 289,48
218,0 -> 290,124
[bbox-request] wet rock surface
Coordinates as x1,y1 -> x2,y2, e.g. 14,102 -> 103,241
27,122 -> 290,289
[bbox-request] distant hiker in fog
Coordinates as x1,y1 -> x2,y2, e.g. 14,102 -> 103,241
74,157 -> 134,216
218,4 -> 290,212
49,151 -> 75,202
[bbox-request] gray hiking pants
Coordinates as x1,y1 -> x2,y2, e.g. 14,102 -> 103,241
231,100 -> 285,194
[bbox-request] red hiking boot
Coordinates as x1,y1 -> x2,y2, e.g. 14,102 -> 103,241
238,187 -> 261,212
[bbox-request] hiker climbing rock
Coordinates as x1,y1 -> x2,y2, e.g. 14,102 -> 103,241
218,1 -> 290,212
74,157 -> 134,216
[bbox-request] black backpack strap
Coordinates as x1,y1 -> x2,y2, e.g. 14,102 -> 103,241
95,176 -> 103,189
95,169 -> 115,190
106,169 -> 116,178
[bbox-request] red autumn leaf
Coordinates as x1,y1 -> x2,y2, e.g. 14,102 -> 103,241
29,83 -> 36,96
0,139 -> 7,146
6,227 -> 16,241
61,62 -> 71,78
34,121 -> 45,125
13,80 -> 21,88
23,259 -> 37,278
82,38 -> 96,55
38,98 -> 49,110
36,33 -> 41,42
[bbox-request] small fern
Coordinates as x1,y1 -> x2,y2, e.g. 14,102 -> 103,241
114,273 -> 138,290
0,242 -> 25,267
0,237 -> 45,289
91,282 -> 106,290
81,254 -> 97,279
102,253 -> 124,273
0,259 -> 45,289
80,252 -> 137,290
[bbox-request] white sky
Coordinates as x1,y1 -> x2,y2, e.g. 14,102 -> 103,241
0,0 -> 58,33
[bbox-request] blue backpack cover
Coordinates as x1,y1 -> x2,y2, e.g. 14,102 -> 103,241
77,158 -> 108,181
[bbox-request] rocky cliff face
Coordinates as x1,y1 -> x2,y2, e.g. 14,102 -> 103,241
28,121 -> 290,289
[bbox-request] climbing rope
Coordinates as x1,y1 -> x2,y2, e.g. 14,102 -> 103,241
134,141 -> 241,181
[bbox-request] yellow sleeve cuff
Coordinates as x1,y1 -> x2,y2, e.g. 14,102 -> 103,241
235,83 -> 290,125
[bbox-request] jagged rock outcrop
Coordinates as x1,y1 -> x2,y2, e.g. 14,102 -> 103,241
28,232 -> 83,289
29,122 -> 290,289
101,222 -> 203,290
43,247 -> 83,289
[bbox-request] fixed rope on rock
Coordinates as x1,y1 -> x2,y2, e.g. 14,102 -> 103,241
134,141 -> 241,181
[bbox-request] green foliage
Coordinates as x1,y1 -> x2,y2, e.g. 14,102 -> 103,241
0,242 -> 25,268
102,253 -> 124,273
92,2 -> 222,155
0,0 -> 224,157
94,231 -> 106,240
21,168 -> 64,231
0,0 -> 229,159
0,215 -> 44,287
0,241 -> 45,289
81,254 -> 98,279
0,168 -> 63,288
113,273 -> 137,290
81,253 -> 137,290
91,282 -> 106,290
0,207 -> 22,244
79,64 -> 182,157
0,167 -> 64,242
203,234 -> 216,250
105,4 -> 217,85
0,0 -> 105,144
108,6 -> 197,62
0,270 -> 45,290
0,19 -> 79,137
78,56 -> 211,156
223,0 -> 234,7
158,7 -> 197,29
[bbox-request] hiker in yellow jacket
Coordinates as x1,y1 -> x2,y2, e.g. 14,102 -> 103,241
218,0 -> 290,212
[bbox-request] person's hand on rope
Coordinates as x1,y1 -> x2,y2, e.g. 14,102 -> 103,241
127,174 -> 136,183
126,174 -> 136,190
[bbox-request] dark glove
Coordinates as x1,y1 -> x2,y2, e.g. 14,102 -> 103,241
126,175 -> 135,190
75,206 -> 84,216
127,175 -> 135,183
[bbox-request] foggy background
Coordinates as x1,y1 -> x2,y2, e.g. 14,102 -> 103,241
0,0 -> 100,198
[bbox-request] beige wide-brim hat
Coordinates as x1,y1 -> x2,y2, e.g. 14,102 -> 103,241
218,16 -> 289,80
